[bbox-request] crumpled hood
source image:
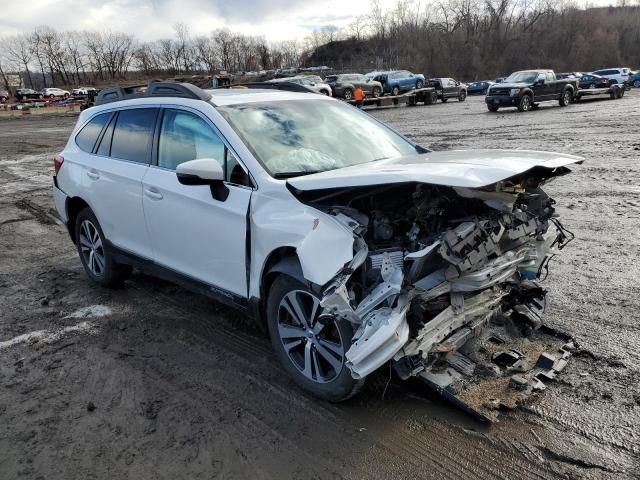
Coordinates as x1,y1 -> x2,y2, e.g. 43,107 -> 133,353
287,149 -> 583,191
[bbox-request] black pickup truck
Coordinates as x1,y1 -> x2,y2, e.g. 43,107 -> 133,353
485,70 -> 578,112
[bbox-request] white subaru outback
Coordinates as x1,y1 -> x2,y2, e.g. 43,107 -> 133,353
53,82 -> 581,418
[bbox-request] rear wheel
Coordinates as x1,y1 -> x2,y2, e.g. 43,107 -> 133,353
559,88 -> 572,106
517,94 -> 532,112
391,86 -> 400,96
75,208 -> 131,287
267,275 -> 364,402
372,86 -> 381,98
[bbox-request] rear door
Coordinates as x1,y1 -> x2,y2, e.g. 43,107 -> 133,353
79,107 -> 157,259
141,106 -> 253,297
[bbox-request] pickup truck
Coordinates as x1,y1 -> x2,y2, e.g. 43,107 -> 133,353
485,70 -> 578,112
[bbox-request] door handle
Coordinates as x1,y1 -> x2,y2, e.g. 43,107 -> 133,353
144,187 -> 163,201
86,170 -> 99,180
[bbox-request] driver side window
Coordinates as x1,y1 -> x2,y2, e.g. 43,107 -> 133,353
158,109 -> 252,187
537,73 -> 546,82
159,109 -> 225,171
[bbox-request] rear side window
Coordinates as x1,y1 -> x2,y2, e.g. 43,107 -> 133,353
75,113 -> 111,153
110,108 -> 157,163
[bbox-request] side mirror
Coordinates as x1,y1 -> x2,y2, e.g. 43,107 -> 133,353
176,158 -> 229,201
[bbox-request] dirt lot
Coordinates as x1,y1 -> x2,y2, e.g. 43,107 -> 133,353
1,93 -> 639,479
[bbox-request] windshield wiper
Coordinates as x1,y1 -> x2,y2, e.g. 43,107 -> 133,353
273,171 -> 322,179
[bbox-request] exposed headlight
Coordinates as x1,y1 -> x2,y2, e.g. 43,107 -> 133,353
509,88 -> 520,96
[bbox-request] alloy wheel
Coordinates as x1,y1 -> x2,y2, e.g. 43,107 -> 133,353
79,219 -> 105,276
277,290 -> 345,384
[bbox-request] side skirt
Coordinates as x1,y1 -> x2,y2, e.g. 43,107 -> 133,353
107,241 -> 251,315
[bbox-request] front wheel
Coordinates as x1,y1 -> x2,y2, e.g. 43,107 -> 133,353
458,91 -> 467,102
267,275 -> 364,402
75,208 -> 131,287
372,86 -> 381,98
391,86 -> 400,96
343,88 -> 353,100
416,80 -> 424,89
634,80 -> 640,88
517,94 -> 532,112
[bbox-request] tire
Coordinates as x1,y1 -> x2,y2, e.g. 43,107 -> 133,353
559,88 -> 572,106
458,90 -> 467,102
38,95 -> 43,99
416,80 -> 424,89
49,94 -> 55,99
589,83 -> 595,89
634,80 -> 640,88
372,86 -> 381,98
267,275 -> 365,402
75,208 -> 131,287
343,88 -> 353,100
487,105 -> 499,112
391,86 -> 400,96
517,94 -> 532,112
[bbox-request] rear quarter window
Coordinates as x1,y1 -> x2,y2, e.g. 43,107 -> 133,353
75,112 -> 111,153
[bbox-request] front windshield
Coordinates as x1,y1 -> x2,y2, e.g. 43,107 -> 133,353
505,71 -> 539,83
217,100 -> 420,177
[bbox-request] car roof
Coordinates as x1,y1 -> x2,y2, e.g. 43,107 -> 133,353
206,88 -> 330,106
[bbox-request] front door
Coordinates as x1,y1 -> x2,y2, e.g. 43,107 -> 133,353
141,107 -> 253,297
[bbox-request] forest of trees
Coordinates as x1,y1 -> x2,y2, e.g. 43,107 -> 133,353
0,0 -> 639,90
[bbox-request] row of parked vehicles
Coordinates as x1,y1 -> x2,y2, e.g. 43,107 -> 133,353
1,86 -> 98,103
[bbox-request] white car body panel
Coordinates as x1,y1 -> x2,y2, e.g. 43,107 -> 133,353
287,149 -> 583,191
141,166 -> 252,296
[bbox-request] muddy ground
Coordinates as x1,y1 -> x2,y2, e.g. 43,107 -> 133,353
1,93 -> 639,479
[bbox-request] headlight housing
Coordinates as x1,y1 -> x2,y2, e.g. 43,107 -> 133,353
509,88 -> 521,96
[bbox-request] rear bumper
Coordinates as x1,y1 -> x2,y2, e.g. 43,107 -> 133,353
53,177 -> 68,224
485,95 -> 519,107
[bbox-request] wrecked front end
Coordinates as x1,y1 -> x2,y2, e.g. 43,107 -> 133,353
292,166 -> 578,421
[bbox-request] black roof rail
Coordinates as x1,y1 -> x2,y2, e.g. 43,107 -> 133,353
95,82 -> 212,106
243,81 -> 315,93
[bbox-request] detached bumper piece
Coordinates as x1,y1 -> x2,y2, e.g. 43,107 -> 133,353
412,316 -> 575,422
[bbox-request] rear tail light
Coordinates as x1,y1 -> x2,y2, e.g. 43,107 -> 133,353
54,154 -> 64,175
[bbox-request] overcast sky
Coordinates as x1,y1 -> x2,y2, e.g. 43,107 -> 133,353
0,0 -> 618,42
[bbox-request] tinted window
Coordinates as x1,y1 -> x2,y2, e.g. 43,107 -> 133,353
96,114 -> 116,156
158,109 -> 225,170
110,108 -> 157,163
75,113 -> 111,153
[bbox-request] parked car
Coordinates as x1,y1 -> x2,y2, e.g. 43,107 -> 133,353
267,77 -> 332,96
628,70 -> 640,88
467,81 -> 493,95
43,87 -> 71,98
324,74 -> 383,100
485,70 -> 577,112
579,74 -> 609,89
72,86 -> 97,95
590,67 -> 631,85
427,78 -> 468,102
15,88 -> 44,101
373,70 -> 426,96
0,89 -> 9,102
52,82 -> 581,411
494,77 -> 506,83
556,72 -> 582,80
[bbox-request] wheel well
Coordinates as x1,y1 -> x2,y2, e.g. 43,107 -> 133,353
66,197 -> 89,243
256,247 -> 301,329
